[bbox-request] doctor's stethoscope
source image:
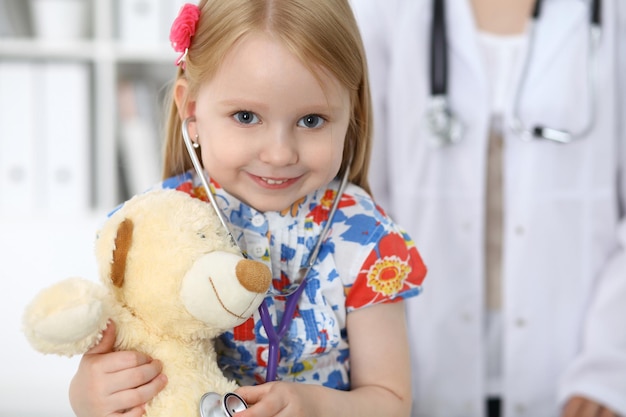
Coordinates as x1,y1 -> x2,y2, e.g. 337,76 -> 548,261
181,116 -> 350,384
427,0 -> 602,146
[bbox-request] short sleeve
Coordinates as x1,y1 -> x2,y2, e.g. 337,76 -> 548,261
345,227 -> 426,311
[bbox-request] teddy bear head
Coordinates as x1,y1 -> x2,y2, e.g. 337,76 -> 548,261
23,188 -> 272,358
96,189 -> 272,340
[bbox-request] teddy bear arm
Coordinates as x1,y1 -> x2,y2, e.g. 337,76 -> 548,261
22,277 -> 113,357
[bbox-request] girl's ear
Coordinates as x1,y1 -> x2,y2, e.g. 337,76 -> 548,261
174,78 -> 196,120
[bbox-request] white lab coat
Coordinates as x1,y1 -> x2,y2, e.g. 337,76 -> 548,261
351,0 -> 626,416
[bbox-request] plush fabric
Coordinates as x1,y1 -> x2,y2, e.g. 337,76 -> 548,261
22,189 -> 271,417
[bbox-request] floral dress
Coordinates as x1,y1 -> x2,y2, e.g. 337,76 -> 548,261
157,171 -> 426,389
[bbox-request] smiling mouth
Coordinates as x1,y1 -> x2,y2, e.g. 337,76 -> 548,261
209,277 -> 257,320
261,177 -> 289,185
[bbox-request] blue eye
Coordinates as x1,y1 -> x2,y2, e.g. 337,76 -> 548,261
233,111 -> 260,125
298,114 -> 325,129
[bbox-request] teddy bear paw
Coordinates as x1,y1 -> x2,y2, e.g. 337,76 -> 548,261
22,277 -> 112,357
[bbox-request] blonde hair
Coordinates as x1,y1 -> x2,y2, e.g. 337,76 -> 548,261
162,0 -> 373,194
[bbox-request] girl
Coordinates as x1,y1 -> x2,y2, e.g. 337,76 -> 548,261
68,1 -> 426,417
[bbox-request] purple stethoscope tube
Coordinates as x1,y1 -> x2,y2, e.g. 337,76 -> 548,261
182,116 -> 350,382
259,281 -> 307,382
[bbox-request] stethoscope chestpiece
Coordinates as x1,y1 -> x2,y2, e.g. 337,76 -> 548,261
426,95 -> 464,147
200,392 -> 248,417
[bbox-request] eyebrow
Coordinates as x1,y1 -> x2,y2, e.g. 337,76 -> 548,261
218,98 -> 345,115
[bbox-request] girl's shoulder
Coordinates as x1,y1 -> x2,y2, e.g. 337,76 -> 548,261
330,181 -> 398,229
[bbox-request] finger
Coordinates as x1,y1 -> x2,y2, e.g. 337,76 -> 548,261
565,397 -> 605,417
86,320 -> 116,355
235,383 -> 271,404
235,384 -> 287,417
108,359 -> 164,394
598,406 -> 618,417
110,373 -> 168,412
80,350 -> 154,380
116,405 -> 146,417
563,397 -> 585,417
111,404 -> 145,417
579,399 -> 603,417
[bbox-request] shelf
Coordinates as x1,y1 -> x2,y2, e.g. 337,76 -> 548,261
0,38 -> 176,63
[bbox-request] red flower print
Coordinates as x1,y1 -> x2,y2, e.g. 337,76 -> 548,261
347,232 -> 426,309
307,191 -> 356,226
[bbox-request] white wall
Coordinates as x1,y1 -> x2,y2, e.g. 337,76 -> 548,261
0,212 -> 104,417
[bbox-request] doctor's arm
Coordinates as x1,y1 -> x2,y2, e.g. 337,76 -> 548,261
559,5 -> 626,416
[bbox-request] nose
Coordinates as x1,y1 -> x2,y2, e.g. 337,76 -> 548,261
235,259 -> 271,294
258,128 -> 298,166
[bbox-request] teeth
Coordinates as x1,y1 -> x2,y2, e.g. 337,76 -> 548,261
262,177 -> 288,185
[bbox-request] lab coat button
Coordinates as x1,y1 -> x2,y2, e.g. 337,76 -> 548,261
515,225 -> 525,236
251,214 -> 265,227
461,312 -> 472,323
515,403 -> 526,414
515,318 -> 527,327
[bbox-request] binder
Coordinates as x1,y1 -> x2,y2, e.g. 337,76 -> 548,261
117,80 -> 161,196
118,0 -> 163,45
40,62 -> 91,213
0,61 -> 39,213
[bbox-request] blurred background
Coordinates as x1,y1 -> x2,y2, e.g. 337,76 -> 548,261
0,0 -> 185,415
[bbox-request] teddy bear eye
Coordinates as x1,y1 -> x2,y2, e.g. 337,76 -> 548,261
198,232 -> 206,239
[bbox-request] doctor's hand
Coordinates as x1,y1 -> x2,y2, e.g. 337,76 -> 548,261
561,396 -> 620,417
68,321 -> 168,417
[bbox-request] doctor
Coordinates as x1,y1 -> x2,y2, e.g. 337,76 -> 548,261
352,0 -> 626,416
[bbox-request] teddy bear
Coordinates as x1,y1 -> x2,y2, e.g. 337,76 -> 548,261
22,188 -> 272,417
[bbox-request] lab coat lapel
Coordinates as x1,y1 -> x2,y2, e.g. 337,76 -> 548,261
524,0 -> 588,84
446,0 -> 485,88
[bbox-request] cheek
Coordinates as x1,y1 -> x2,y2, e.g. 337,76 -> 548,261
198,124 -> 250,169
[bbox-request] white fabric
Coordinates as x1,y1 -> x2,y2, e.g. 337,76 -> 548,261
352,0 -> 626,416
477,31 -> 527,117
478,30 -> 527,398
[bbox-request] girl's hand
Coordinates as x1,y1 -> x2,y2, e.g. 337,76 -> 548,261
235,381 -> 318,417
68,321 -> 168,417
561,396 -> 620,417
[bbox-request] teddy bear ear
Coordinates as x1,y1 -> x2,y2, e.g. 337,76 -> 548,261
110,218 -> 133,288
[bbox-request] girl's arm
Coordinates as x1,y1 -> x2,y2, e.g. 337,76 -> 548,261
68,322 -> 167,417
235,301 -> 412,417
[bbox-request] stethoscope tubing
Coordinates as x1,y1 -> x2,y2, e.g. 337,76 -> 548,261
182,116 -> 245,254
429,0 -> 602,145
511,0 -> 602,143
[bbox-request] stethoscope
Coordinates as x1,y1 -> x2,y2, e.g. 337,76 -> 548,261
427,0 -> 602,146
181,116 -> 350,384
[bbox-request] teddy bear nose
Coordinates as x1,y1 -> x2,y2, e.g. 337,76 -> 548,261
235,259 -> 272,294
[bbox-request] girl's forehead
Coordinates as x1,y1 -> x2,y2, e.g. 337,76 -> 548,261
200,33 -> 349,107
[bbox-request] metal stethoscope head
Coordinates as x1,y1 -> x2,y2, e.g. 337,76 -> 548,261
427,0 -> 602,146
200,392 -> 247,417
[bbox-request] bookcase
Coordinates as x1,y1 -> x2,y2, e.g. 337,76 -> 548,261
0,1 -> 185,415
0,0 -> 186,210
